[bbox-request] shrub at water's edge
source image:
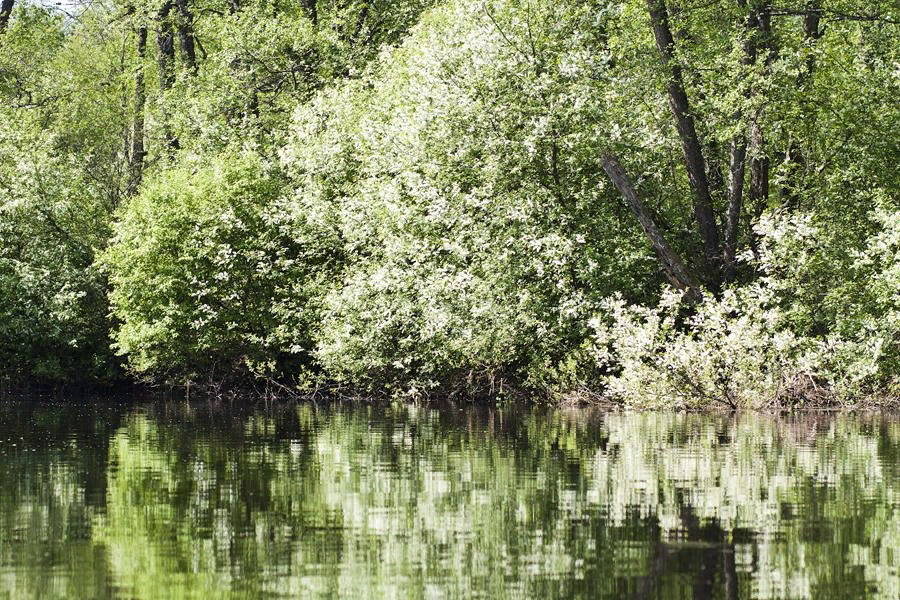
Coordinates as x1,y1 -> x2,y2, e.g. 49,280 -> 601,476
102,151 -> 342,389
590,213 -> 900,410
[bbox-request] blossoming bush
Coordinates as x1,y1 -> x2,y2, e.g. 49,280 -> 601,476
590,285 -> 813,409
592,211 -> 900,409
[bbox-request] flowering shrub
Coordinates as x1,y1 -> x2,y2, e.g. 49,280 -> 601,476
591,285 -> 811,409
591,211 -> 900,409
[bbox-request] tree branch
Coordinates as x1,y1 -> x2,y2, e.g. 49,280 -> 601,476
603,153 -> 705,302
770,7 -> 900,26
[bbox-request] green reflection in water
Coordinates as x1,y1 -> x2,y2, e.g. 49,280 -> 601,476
1,402 -> 900,599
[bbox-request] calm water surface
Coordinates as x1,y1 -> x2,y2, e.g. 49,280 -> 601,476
1,399 -> 899,599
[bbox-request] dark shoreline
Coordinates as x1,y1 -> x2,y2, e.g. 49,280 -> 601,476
4,374 -> 900,414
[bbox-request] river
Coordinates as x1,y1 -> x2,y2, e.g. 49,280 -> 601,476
1,398 -> 898,598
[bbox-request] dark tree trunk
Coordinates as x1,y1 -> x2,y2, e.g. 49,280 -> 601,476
803,1 -> 823,78
0,0 -> 14,33
176,0 -> 196,74
604,154 -> 704,302
354,2 -> 370,41
646,0 -> 720,281
157,1 -> 179,152
749,121 -> 769,221
129,25 -> 148,193
724,137 -> 747,277
305,0 -> 317,26
745,2 -> 775,255
157,2 -> 176,92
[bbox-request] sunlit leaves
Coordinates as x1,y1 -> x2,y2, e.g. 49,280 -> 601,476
103,150 -> 339,381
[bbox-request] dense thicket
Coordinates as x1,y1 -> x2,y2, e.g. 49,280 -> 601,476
1,0 -> 899,406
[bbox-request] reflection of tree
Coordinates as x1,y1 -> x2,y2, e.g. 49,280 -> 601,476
587,413 -> 900,600
92,406 -> 635,598
91,407 -> 900,599
6,403 -> 900,599
96,410 -> 336,599
0,401 -> 123,599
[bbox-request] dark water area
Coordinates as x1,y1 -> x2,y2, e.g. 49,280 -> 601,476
1,399 -> 899,599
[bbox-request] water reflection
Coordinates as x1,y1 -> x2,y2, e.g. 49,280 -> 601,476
1,401 -> 899,599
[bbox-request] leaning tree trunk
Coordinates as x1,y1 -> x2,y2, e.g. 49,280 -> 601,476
647,0 -> 721,285
604,154 -> 704,302
0,0 -> 14,33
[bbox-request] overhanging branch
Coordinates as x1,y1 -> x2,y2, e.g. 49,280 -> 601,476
770,7 -> 900,26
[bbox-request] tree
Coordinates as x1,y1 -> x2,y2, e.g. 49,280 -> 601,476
646,0 -> 720,282
0,3 -> 131,382
103,151 -> 341,383
0,0 -> 14,33
129,24 -> 147,192
175,0 -> 195,73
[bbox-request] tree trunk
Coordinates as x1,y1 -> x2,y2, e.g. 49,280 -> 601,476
803,1 -> 823,79
157,1 -> 179,152
129,25 -> 148,193
646,0 -> 720,281
0,0 -> 14,33
157,2 -> 176,92
749,120 -> 769,250
604,154 -> 704,302
305,0 -> 317,26
746,2 -> 775,255
353,2 -> 370,41
749,2 -> 773,221
723,137 -> 747,277
176,0 -> 196,74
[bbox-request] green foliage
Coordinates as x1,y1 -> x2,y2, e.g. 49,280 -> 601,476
3,0 -> 900,400
149,0 -> 437,156
104,150 -> 341,382
591,207 -> 900,408
0,129 -> 116,380
591,284 -> 814,409
0,5 -> 128,382
281,0 -> 658,394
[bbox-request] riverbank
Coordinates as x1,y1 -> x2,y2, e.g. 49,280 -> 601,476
6,369 -> 900,413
